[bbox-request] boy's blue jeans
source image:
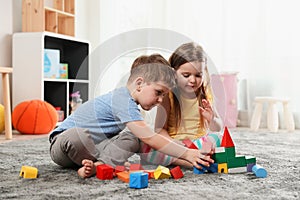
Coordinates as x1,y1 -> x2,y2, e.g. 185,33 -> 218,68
49,128 -> 140,168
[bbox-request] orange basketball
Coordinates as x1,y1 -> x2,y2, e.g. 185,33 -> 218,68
12,100 -> 58,134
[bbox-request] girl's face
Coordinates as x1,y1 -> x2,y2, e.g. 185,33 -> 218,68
176,61 -> 204,98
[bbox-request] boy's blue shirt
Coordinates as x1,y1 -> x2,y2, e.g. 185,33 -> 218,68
49,87 -> 143,143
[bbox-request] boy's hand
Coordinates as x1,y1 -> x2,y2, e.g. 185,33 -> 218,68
199,99 -> 214,123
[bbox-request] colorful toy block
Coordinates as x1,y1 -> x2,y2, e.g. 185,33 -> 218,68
252,164 -> 267,178
225,147 -> 236,158
19,166 -> 38,179
210,127 -> 267,178
182,138 -> 198,149
215,147 -> 225,153
247,163 -> 256,172
245,156 -> 256,164
129,172 -> 148,189
170,166 -> 184,179
218,163 -> 228,173
144,169 -> 155,179
206,163 -> 218,173
221,126 -> 235,147
115,165 -> 126,174
154,165 -> 171,179
96,164 -> 114,180
227,155 -> 247,168
193,163 -> 218,175
228,166 -> 247,173
116,171 -> 130,183
193,167 -> 205,174
130,163 -> 144,171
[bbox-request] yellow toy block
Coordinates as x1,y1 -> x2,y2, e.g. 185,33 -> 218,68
154,165 -> 171,179
218,163 -> 228,174
20,166 -> 38,179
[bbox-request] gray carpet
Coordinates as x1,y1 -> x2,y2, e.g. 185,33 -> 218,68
0,128 -> 299,200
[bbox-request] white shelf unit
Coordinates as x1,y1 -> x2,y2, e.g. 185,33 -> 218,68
13,32 -> 89,119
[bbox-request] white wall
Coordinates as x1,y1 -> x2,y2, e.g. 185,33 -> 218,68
82,0 -> 300,128
0,0 -> 13,103
2,0 -> 300,128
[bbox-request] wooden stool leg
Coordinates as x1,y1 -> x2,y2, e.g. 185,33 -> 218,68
2,73 -> 12,139
250,102 -> 263,131
282,101 -> 295,131
267,101 -> 278,132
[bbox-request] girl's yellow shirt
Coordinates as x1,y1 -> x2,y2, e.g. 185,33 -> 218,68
167,92 -> 211,140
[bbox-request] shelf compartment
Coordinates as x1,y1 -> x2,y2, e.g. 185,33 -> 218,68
44,81 -> 68,117
22,0 -> 75,36
44,35 -> 89,80
45,9 -> 58,33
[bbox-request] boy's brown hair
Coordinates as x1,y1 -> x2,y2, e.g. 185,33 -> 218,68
128,54 -> 175,89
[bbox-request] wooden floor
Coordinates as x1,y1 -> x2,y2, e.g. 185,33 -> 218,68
0,130 -> 48,144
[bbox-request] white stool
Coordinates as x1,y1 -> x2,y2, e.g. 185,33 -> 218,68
0,67 -> 13,139
250,97 -> 295,132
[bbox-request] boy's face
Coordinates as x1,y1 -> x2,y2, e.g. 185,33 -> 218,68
136,81 -> 169,111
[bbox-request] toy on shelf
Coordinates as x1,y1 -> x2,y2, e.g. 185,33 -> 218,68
192,126 -> 267,178
70,91 -> 82,114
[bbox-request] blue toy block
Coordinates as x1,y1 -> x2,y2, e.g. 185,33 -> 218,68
194,163 -> 218,174
193,167 -> 205,174
129,172 -> 148,189
206,163 -> 218,173
252,164 -> 267,178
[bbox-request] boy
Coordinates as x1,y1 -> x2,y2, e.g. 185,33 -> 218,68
49,54 -> 213,178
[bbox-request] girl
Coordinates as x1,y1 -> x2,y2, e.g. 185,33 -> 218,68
140,42 -> 223,168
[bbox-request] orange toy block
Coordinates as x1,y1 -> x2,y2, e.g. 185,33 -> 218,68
170,166 -> 184,179
116,171 -> 130,183
221,126 -> 235,148
182,138 -> 198,149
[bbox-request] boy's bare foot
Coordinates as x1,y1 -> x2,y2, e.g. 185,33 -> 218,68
77,159 -> 103,178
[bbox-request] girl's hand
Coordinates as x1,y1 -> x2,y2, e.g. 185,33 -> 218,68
187,149 -> 214,169
199,99 -> 214,123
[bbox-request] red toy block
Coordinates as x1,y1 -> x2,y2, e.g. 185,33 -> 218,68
170,166 -> 184,179
96,164 -> 114,180
182,139 -> 198,149
115,165 -> 126,174
130,163 -> 144,171
220,126 -> 235,148
143,170 -> 155,179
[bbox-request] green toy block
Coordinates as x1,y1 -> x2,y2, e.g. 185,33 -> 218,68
227,155 -> 247,168
212,152 -> 227,163
225,147 -> 236,158
245,156 -> 256,164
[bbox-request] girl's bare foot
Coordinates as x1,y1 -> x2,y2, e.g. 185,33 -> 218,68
124,161 -> 131,170
77,159 -> 103,178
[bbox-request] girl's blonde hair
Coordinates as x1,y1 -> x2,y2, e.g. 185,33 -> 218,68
169,42 -> 213,131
